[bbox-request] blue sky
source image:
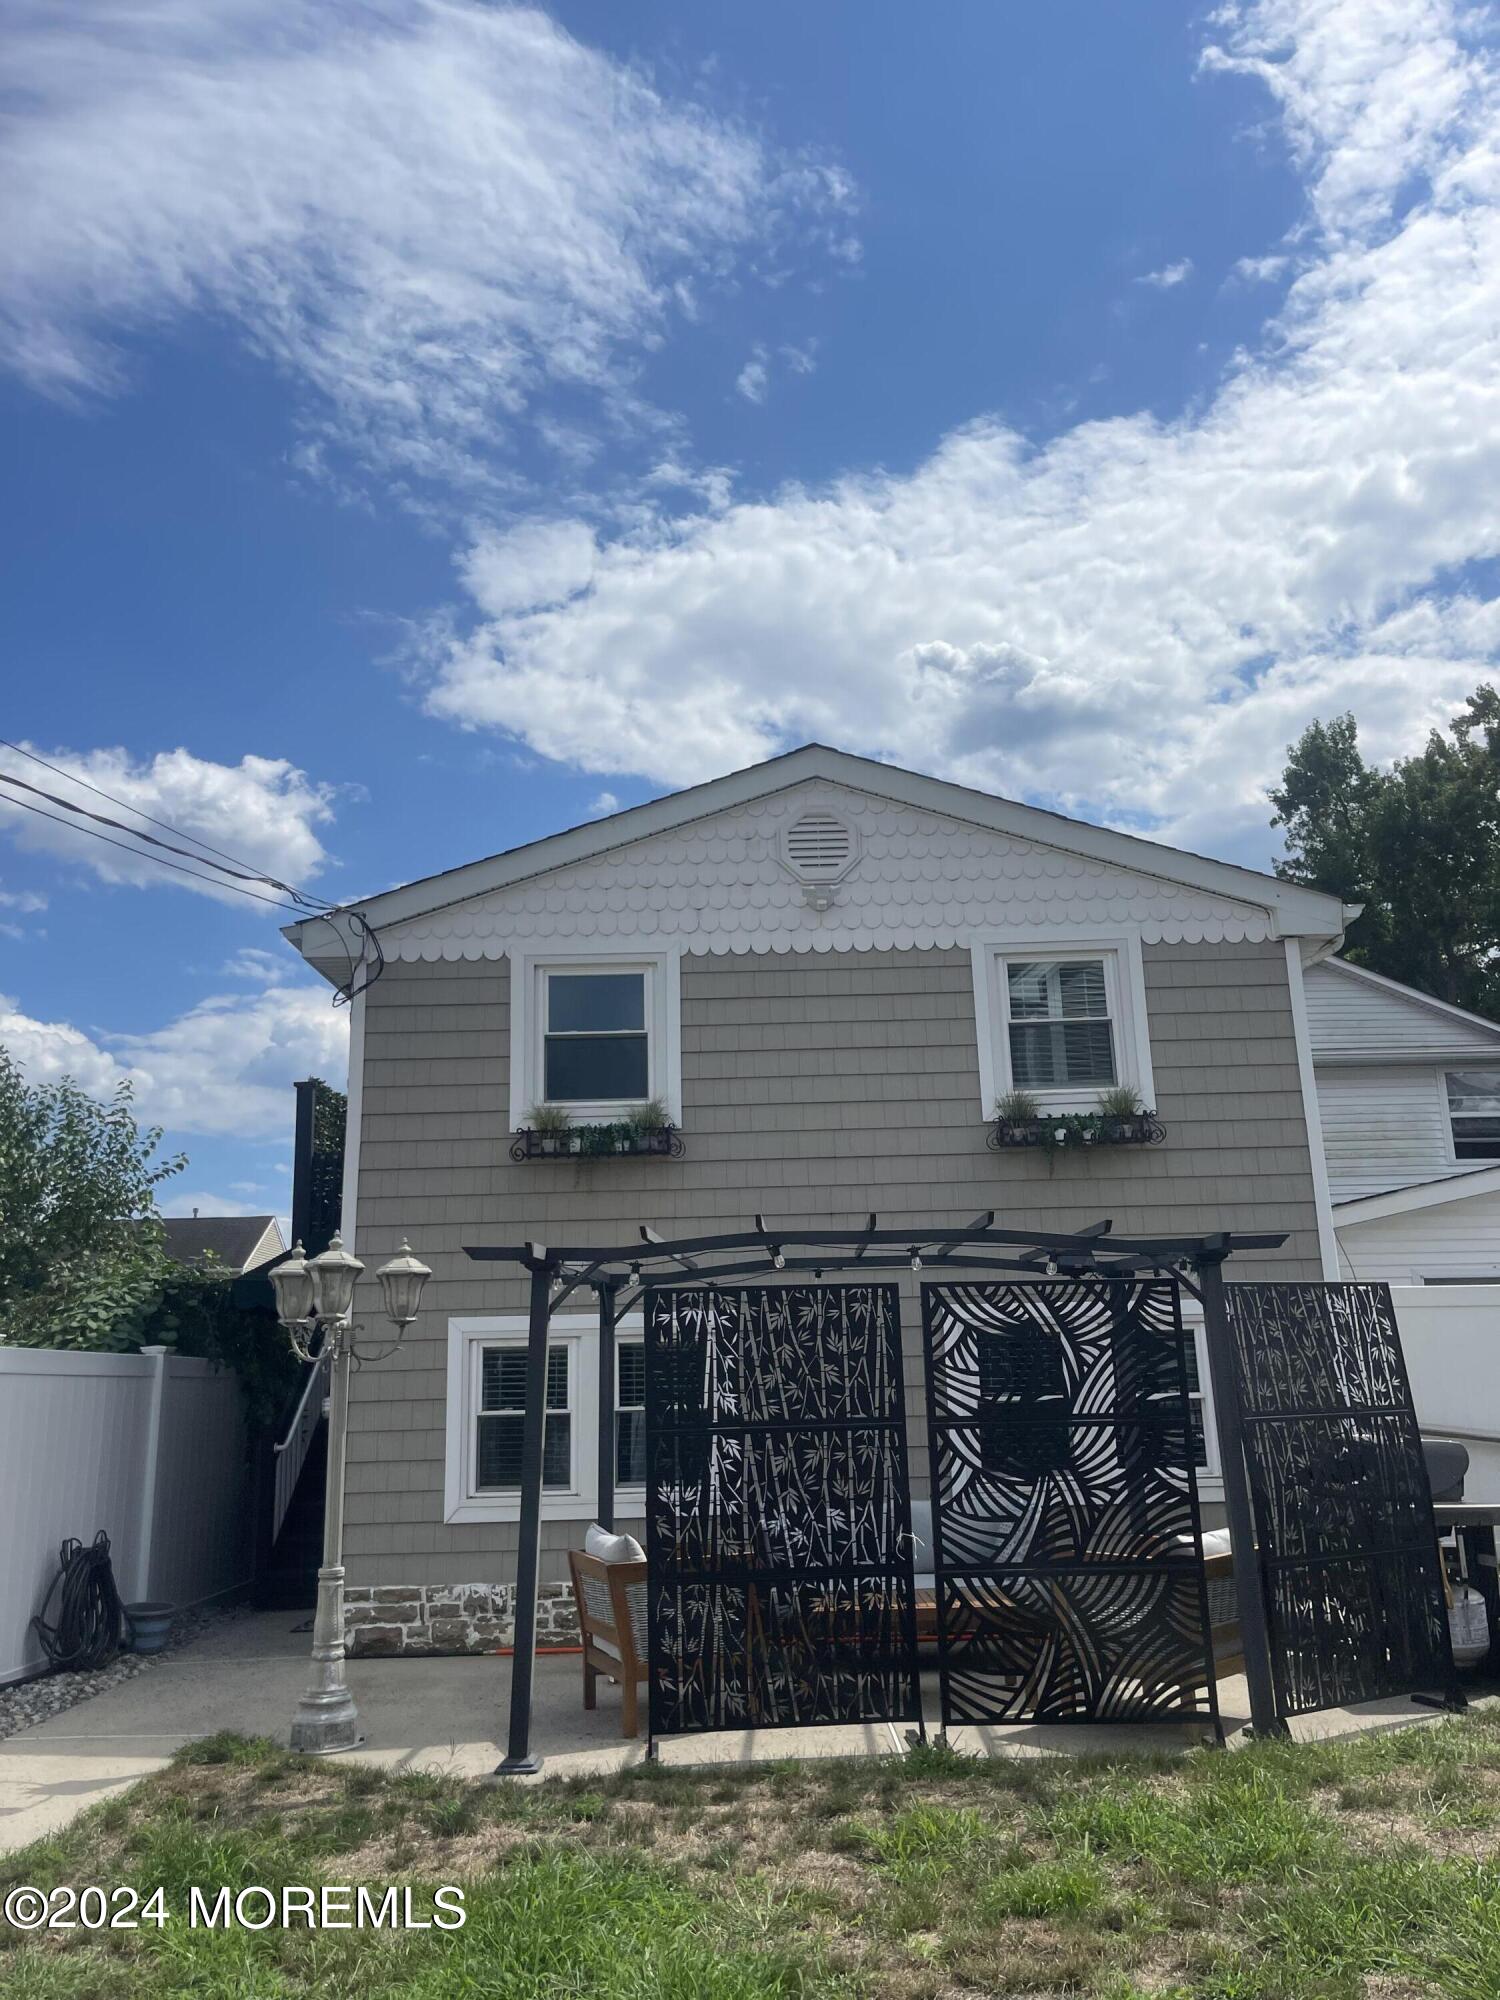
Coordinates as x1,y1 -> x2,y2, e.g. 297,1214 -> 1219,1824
2,0 -> 1497,1215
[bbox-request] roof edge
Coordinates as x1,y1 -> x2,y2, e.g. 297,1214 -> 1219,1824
285,743 -> 1348,960
1317,958 -> 1500,1042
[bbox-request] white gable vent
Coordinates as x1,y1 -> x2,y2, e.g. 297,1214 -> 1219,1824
779,808 -> 859,894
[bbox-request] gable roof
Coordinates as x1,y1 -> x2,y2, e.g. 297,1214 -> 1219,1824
1305,957 -> 1500,1064
1333,1162 -> 1500,1225
286,745 -> 1349,970
161,1214 -> 283,1271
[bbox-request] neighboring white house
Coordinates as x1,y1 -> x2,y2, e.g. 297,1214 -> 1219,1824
1305,956 -> 1500,1283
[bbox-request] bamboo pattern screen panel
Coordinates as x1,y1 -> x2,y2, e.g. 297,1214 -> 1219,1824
1221,1282 -> 1455,1717
646,1284 -> 921,1738
922,1280 -> 1219,1729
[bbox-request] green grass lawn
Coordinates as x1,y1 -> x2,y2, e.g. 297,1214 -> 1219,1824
6,1711 -> 1500,1997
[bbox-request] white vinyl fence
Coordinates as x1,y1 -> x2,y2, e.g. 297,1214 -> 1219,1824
0,1345 -> 251,1684
1391,1284 -> 1500,1502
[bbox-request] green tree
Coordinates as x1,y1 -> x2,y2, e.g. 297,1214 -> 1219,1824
0,1051 -> 183,1348
1270,685 -> 1500,1016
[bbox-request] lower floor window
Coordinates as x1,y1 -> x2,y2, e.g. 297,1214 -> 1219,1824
616,1341 -> 646,1487
476,1344 -> 572,1490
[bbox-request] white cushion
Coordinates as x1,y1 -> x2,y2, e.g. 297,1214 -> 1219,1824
585,1523 -> 645,1564
1177,1528 -> 1233,1559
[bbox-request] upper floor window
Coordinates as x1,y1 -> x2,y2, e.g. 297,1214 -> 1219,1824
544,970 -> 648,1104
508,950 -> 682,1131
972,934 -> 1154,1116
1005,959 -> 1117,1090
1446,1070 -> 1500,1160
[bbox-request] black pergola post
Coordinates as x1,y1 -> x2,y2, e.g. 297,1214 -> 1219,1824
1195,1251 -> 1287,1740
595,1280 -> 621,1533
497,1261 -> 554,1775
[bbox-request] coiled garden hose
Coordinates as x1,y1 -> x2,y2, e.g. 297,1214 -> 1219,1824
29,1530 -> 126,1672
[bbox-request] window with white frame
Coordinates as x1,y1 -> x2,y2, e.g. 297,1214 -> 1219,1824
616,1340 -> 646,1489
446,1312 -> 646,1523
973,936 -> 1154,1114
1005,958 -> 1117,1091
1445,1070 -> 1500,1160
475,1344 -> 572,1492
509,950 -> 682,1130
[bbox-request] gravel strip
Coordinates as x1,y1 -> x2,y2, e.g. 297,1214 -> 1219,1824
0,1600 -> 256,1742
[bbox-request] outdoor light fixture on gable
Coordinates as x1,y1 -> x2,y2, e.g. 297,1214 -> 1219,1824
273,1231 -> 431,1754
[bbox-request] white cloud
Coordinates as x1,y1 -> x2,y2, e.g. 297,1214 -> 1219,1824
0,889 -> 47,912
0,745 -> 334,901
587,791 -> 621,816
1233,253 -> 1292,283
426,0 -> 1500,864
1,982 -> 348,1140
736,350 -> 770,404
161,1190 -> 267,1219
0,0 -> 849,485
222,947 -> 294,982
1137,258 -> 1194,287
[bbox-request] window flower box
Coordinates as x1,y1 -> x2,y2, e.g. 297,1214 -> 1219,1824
988,1112 -> 1165,1154
510,1123 -> 684,1162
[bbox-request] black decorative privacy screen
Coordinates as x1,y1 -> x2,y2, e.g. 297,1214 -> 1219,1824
646,1284 -> 920,1738
1221,1282 -> 1454,1717
922,1280 -> 1218,1728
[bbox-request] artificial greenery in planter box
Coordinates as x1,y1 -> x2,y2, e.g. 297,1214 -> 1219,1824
511,1098 -> 684,1161
989,1085 -> 1165,1156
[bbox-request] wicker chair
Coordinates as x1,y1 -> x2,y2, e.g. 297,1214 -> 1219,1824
567,1549 -> 649,1737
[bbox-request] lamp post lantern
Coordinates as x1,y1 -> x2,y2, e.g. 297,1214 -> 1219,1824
273,1233 -> 430,1754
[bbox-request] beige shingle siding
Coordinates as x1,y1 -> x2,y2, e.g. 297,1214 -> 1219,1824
345,938 -> 1321,1582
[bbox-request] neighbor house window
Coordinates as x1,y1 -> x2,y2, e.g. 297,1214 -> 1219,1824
1005,958 -> 1117,1090
1446,1071 -> 1500,1160
544,970 -> 648,1104
616,1341 -> 646,1488
475,1342 -> 572,1491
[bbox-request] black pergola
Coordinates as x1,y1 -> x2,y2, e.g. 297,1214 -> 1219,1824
464,1214 -> 1288,1770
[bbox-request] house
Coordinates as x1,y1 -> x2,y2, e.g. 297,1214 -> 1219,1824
1304,956 -> 1500,1284
284,743 -> 1349,1656
161,1212 -> 285,1274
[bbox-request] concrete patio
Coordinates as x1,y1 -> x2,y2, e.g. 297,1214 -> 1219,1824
1,1607 -> 1482,1855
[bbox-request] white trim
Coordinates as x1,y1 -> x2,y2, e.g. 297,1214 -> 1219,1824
339,989 -> 365,1251
507,947 -> 682,1133
1179,1304 -> 1222,1500
1333,1162 -> 1500,1226
970,930 -> 1156,1116
1283,938 -> 1340,1279
444,1314 -> 599,1524
285,744 -> 1347,962
613,1327 -> 647,1510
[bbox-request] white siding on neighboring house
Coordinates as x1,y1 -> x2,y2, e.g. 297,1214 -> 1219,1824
1337,1178 -> 1500,1284
1317,1063 -> 1463,1200
1304,960 -> 1500,1061
1306,960 -> 1500,1203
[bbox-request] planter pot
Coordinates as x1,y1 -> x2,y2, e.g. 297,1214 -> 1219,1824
124,1602 -> 174,1654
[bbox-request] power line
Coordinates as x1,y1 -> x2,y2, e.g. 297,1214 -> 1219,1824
0,792 -> 313,914
0,736 -> 323,907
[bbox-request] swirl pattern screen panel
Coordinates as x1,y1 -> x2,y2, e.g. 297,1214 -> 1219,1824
922,1279 -> 1219,1728
646,1284 -> 921,1738
1221,1282 -> 1455,1717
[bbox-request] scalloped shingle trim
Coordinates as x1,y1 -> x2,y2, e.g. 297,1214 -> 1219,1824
381,785 -> 1273,960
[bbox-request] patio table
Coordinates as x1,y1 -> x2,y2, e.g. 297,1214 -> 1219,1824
1433,1502 -> 1500,1675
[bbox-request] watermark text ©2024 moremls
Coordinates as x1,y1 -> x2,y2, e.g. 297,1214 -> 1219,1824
3,1883 -> 466,1932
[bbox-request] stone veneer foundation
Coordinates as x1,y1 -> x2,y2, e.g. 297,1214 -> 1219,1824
344,1582 -> 579,1657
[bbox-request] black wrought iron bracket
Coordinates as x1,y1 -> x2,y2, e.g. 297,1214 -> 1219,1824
510,1125 -> 685,1162
988,1114 -> 1167,1152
